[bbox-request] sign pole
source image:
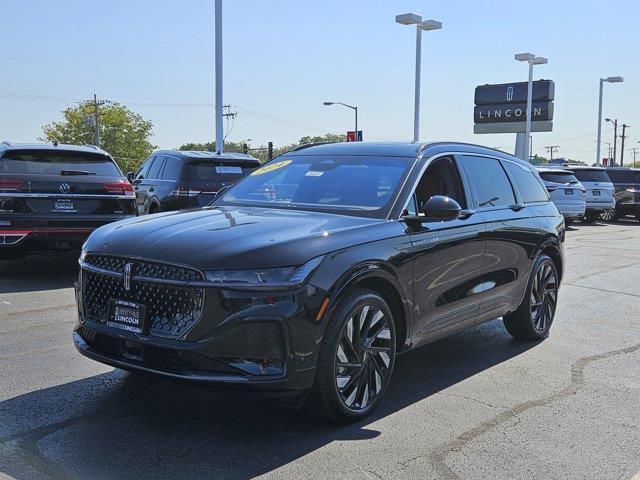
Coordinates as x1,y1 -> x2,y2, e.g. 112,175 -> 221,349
523,62 -> 534,161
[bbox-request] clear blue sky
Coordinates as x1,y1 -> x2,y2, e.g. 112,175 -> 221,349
1,0 -> 638,162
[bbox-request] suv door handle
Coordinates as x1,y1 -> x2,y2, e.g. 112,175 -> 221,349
509,204 -> 525,211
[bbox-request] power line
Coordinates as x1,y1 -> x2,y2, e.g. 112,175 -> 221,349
545,145 -> 560,160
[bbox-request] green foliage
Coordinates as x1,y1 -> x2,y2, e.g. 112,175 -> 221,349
42,102 -> 156,173
178,133 -> 346,163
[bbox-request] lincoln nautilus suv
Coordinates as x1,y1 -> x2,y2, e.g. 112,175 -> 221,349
74,142 -> 564,422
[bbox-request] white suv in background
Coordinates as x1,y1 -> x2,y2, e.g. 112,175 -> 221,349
537,168 -> 586,226
568,166 -> 615,223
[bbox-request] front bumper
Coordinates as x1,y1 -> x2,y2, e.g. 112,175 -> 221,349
74,260 -> 327,393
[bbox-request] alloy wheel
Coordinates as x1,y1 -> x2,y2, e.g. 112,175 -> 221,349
530,263 -> 558,332
601,209 -> 616,221
335,305 -> 395,411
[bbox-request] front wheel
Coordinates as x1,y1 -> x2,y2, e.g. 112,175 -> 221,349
503,255 -> 559,340
305,288 -> 396,422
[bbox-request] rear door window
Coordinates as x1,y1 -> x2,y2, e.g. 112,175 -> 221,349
136,156 -> 155,180
161,156 -> 182,180
572,169 -> 611,183
0,151 -> 121,176
504,161 -> 549,203
147,156 -> 165,179
538,171 -> 579,184
459,155 -> 516,208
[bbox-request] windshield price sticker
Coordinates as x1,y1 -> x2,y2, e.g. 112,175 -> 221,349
250,160 -> 292,176
305,170 -> 324,177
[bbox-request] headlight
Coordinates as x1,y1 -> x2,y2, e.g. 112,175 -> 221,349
205,256 -> 324,287
79,245 -> 88,265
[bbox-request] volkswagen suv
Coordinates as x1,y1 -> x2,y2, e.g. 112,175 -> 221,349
0,142 -> 136,258
74,142 -> 564,422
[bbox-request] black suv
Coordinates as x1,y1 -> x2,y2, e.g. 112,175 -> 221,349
74,142 -> 564,422
0,142 -> 136,258
130,150 -> 261,215
603,167 -> 640,221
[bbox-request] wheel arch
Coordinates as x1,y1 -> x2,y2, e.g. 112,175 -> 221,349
321,263 -> 411,352
538,240 -> 563,283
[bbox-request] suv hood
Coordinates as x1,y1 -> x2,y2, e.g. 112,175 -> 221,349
84,206 -> 394,269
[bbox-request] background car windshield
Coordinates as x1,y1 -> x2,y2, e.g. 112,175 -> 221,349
572,169 -> 611,183
0,151 -> 120,176
220,155 -> 409,215
539,171 -> 580,184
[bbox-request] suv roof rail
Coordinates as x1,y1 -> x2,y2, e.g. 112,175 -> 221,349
1,140 -> 12,146
291,141 -> 335,152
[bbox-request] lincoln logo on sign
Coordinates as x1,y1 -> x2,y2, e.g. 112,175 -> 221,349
506,85 -> 514,102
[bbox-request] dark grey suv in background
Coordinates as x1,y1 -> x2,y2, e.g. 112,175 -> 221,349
130,150 -> 261,215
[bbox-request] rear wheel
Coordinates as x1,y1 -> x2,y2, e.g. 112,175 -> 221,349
564,218 -> 574,226
147,203 -> 159,214
581,212 -> 597,223
503,255 -> 558,340
600,208 -> 618,222
306,288 -> 396,422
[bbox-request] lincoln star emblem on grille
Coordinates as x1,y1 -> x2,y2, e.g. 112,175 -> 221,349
59,183 -> 71,194
123,263 -> 133,291
506,85 -> 514,102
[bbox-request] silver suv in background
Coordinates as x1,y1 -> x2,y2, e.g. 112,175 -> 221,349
537,168 -> 586,226
569,166 -> 615,223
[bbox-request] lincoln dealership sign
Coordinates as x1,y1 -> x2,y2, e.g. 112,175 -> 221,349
473,80 -> 554,134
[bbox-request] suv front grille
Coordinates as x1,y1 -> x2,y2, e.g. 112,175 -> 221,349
82,254 -> 204,338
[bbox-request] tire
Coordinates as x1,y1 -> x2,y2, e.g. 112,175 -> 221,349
503,255 -> 559,341
147,203 -> 159,214
564,218 -> 574,227
305,287 -> 397,423
581,212 -> 597,224
600,208 -> 618,222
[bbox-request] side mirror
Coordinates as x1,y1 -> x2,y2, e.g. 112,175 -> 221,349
420,195 -> 462,222
126,172 -> 135,182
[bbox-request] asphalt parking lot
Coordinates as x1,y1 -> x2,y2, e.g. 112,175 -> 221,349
1,221 -> 639,480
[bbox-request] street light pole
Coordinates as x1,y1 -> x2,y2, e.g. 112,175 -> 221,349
515,53 -> 547,162
396,13 -> 442,142
214,0 -> 224,154
596,76 -> 623,166
323,102 -> 359,140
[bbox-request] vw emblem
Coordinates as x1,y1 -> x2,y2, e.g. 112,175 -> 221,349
506,85 -> 514,102
59,183 -> 71,194
123,263 -> 133,291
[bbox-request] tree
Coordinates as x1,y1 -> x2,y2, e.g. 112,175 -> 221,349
42,102 -> 156,173
177,134 -> 346,163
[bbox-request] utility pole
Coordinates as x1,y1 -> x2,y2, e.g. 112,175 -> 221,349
620,124 -> 630,166
606,118 -> 618,165
631,147 -> 639,166
545,145 -> 560,160
92,93 -> 106,148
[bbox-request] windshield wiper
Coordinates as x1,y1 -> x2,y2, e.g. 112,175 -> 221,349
60,170 -> 96,176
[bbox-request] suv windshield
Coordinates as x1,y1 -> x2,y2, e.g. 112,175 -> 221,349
571,169 -> 611,183
218,155 -> 411,217
0,150 -> 121,176
538,171 -> 580,184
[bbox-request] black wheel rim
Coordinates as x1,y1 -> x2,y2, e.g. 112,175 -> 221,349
601,209 -> 615,221
335,305 -> 394,410
530,263 -> 558,332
